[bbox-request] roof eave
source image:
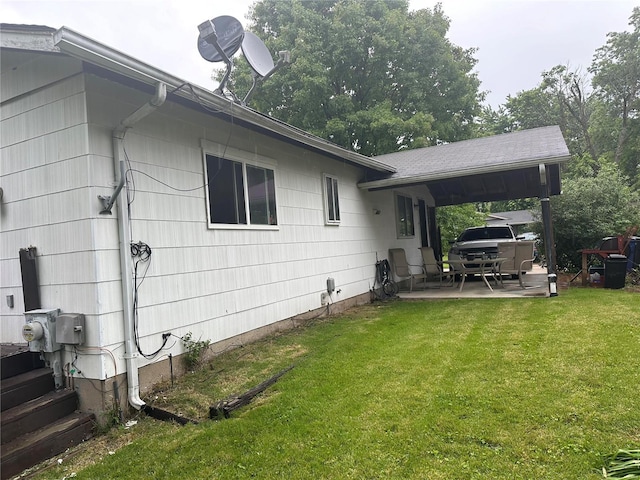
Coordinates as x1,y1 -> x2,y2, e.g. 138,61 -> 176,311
51,27 -> 396,174
0,24 -> 58,52
357,154 -> 571,190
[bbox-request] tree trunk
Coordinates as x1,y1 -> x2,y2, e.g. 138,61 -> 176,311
614,97 -> 630,165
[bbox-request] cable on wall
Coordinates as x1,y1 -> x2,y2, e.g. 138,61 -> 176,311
131,241 -> 168,359
114,82 -> 240,363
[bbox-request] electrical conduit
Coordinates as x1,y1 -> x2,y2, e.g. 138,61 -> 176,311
112,82 -> 166,409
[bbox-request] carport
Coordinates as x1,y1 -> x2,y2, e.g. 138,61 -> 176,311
358,125 -> 572,295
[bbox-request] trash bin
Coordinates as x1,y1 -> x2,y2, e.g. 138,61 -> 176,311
604,254 -> 627,289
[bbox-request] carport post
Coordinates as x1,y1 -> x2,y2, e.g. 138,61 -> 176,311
539,164 -> 558,296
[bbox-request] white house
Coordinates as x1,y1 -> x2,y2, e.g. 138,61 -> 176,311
0,24 -> 571,417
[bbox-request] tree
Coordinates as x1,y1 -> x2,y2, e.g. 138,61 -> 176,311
436,204 -> 486,249
498,65 -> 598,160
589,7 -> 640,166
496,60 -> 638,184
541,65 -> 598,161
225,0 -> 483,156
474,105 -> 515,137
536,163 -> 640,270
504,87 -> 560,131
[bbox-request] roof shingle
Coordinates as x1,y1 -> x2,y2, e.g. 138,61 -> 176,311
369,125 -> 570,183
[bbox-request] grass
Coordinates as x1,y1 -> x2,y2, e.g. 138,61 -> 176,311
35,288 -> 639,479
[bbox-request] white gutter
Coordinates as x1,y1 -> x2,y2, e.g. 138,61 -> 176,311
357,154 -> 572,190
112,82 -> 167,410
52,27 -> 395,174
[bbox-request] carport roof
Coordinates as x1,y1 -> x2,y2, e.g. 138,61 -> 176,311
358,126 -> 571,206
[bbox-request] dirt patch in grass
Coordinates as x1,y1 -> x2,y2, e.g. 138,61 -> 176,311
146,341 -> 307,422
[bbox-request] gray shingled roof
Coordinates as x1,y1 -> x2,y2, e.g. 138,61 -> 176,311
358,126 -> 571,206
361,126 -> 570,188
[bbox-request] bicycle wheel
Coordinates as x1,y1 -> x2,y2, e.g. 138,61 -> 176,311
382,279 -> 398,296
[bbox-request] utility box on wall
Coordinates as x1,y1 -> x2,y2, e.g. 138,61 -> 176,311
327,277 -> 335,293
56,313 -> 86,345
23,308 -> 60,352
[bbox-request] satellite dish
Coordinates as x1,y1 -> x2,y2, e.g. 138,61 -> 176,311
196,16 -> 290,101
241,31 -> 275,77
197,16 -> 244,63
240,32 -> 291,105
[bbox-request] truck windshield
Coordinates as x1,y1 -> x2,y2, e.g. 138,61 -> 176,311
458,227 -> 513,241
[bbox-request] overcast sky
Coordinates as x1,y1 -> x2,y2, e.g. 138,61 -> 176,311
1,0 -> 636,108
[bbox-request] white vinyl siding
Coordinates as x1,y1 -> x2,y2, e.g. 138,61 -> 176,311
0,71 -> 96,345
2,66 -> 435,386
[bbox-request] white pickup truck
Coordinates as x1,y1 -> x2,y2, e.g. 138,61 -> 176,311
448,225 -> 518,262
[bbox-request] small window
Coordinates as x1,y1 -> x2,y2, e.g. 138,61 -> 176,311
324,174 -> 341,225
205,154 -> 277,227
395,193 -> 414,237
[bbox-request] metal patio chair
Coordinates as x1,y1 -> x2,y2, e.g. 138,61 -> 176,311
388,248 -> 427,292
419,246 -> 455,287
514,241 -> 538,288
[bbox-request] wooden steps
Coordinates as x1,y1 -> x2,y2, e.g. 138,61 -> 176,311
0,348 -> 95,479
1,367 -> 54,412
0,348 -> 44,380
1,413 -> 95,480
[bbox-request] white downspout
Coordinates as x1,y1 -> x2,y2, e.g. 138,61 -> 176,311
111,82 -> 166,410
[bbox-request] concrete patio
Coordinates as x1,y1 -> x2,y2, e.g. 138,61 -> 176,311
396,264 -> 551,299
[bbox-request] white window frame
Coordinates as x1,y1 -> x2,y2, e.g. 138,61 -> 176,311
201,141 -> 279,230
395,193 -> 415,238
323,174 -> 341,225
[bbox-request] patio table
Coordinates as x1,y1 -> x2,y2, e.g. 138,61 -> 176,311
447,257 -> 507,292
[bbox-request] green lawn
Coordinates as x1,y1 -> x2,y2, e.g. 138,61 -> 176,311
40,289 -> 639,479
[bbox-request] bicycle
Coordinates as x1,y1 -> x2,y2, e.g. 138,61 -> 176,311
375,258 -> 398,298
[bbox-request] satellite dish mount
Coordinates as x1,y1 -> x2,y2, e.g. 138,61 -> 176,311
197,16 -> 245,95
241,31 -> 290,105
197,16 -> 290,104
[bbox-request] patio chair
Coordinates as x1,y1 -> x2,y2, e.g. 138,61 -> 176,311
388,248 -> 427,292
514,241 -> 538,288
419,247 -> 455,287
497,242 -> 517,278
